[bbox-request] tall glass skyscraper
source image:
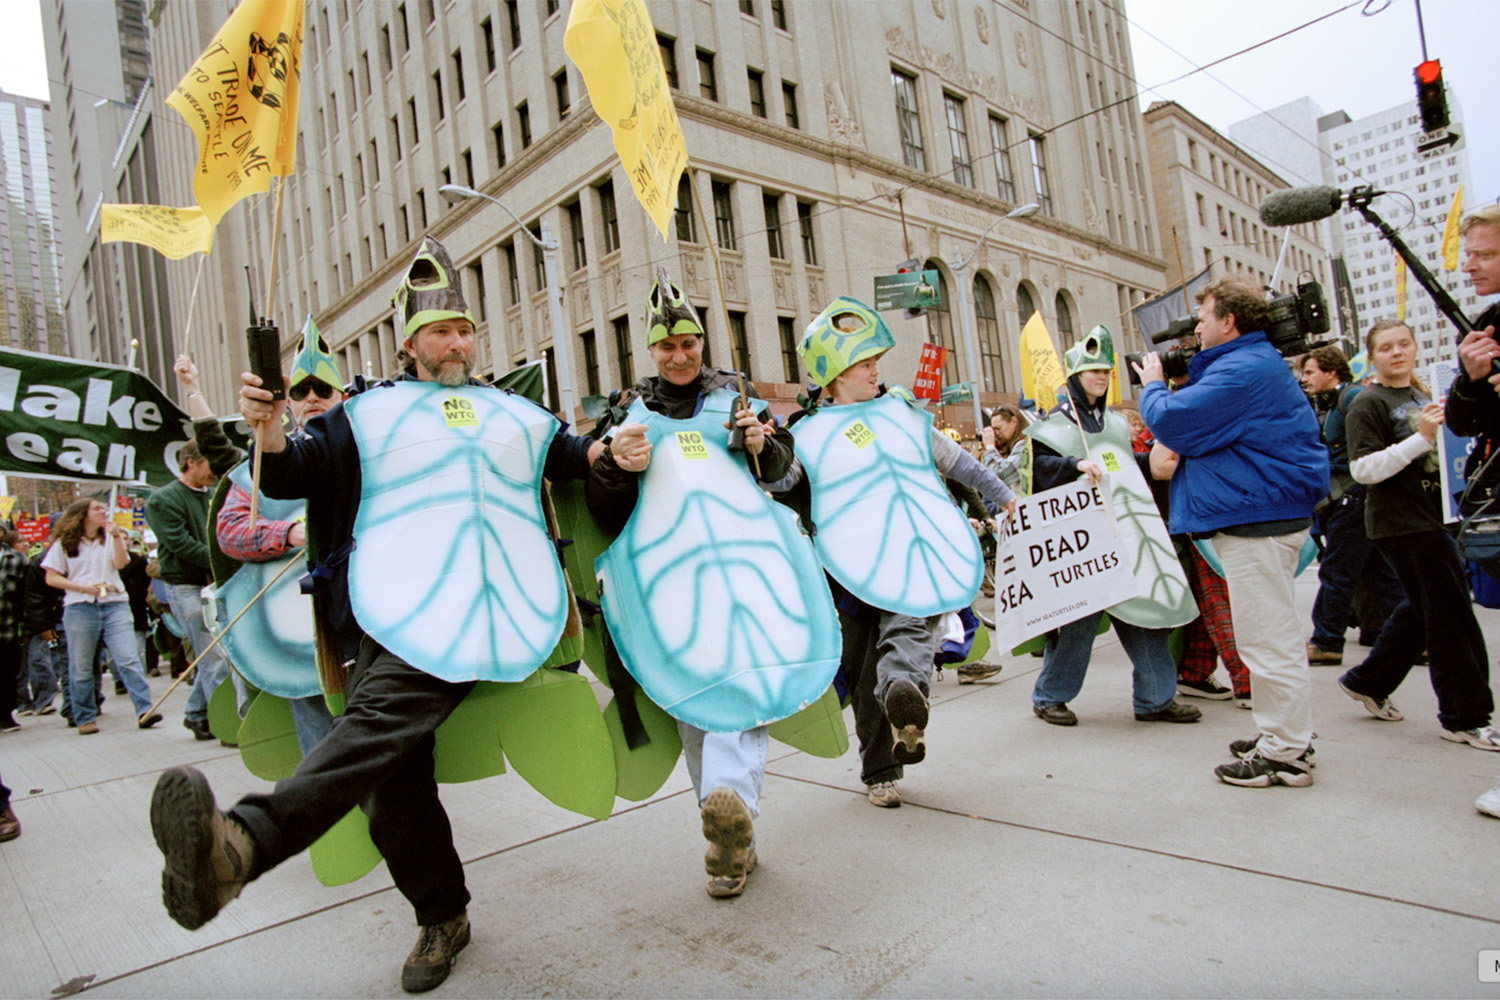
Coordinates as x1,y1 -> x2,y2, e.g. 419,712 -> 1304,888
0,91 -> 65,354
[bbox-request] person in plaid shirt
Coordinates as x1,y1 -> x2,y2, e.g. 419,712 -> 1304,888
0,527 -> 28,732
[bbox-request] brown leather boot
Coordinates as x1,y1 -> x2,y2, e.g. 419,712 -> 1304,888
401,913 -> 470,993
701,787 -> 756,898
150,766 -> 256,930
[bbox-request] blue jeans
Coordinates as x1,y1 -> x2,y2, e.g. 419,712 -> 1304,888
166,583 -> 229,724
62,602 -> 153,724
23,635 -> 63,713
1311,488 -> 1404,652
677,723 -> 768,817
288,695 -> 335,758
1033,611 -> 1177,714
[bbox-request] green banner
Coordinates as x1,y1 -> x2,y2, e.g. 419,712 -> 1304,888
873,271 -> 943,311
0,347 -> 193,488
938,381 -> 973,405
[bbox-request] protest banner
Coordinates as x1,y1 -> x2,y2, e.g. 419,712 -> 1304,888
0,347 -> 194,487
992,480 -> 1137,649
913,343 -> 945,401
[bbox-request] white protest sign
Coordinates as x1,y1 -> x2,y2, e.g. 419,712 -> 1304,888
992,480 -> 1138,648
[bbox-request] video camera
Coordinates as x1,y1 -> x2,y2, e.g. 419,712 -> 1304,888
1124,316 -> 1198,386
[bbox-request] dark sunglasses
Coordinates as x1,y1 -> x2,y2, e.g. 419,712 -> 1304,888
289,379 -> 337,401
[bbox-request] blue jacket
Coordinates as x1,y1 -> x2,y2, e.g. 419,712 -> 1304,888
1139,330 -> 1328,535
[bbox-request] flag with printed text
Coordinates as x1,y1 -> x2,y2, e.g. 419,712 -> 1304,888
100,204 -> 213,259
1019,311 -> 1064,412
1442,185 -> 1463,271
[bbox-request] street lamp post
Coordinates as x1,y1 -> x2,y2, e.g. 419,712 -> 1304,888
950,203 -> 1039,436
439,184 -> 576,421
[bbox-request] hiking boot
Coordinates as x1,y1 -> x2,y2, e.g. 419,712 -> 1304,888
1033,703 -> 1077,726
1337,677 -> 1403,721
884,679 -> 928,765
1135,700 -> 1202,723
183,717 -> 214,741
701,787 -> 756,899
1177,679 -> 1233,700
1477,781 -> 1500,819
1306,643 -> 1342,666
0,807 -> 19,842
1228,734 -> 1316,768
150,766 -> 256,930
77,721 -> 99,735
138,711 -> 163,730
401,913 -> 471,993
866,781 -> 903,808
0,716 -> 20,733
1440,726 -> 1500,751
957,662 -> 1003,685
1215,748 -> 1314,787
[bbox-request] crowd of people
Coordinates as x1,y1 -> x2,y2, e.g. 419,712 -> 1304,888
1,207 -> 1498,994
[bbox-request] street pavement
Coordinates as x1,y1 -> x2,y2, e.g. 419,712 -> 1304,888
3,570 -> 1500,999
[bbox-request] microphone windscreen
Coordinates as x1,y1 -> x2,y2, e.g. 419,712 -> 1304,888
1259,186 -> 1343,227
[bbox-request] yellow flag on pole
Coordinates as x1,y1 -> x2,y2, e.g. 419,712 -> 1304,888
564,0 -> 688,241
100,204 -> 214,259
1442,184 -> 1463,271
1394,251 -> 1407,321
167,0 -> 303,226
1019,310 -> 1065,411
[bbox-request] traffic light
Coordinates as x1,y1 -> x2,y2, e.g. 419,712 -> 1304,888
1414,59 -> 1449,133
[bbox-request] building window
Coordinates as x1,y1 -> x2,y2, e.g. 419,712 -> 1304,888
778,317 -> 799,382
712,180 -> 736,250
506,0 -> 521,51
492,120 -> 505,168
599,180 -> 620,253
1016,284 -> 1036,330
580,330 -> 600,396
481,17 -> 496,73
467,261 -> 486,322
530,224 -> 546,289
1055,293 -> 1075,351
380,24 -> 393,72
763,193 -> 785,259
461,148 -> 474,189
782,81 -> 799,129
368,139 -> 380,183
390,114 -> 403,161
503,241 -> 519,304
554,69 -> 570,120
399,203 -> 410,242
697,49 -> 718,102
729,311 -> 751,379
739,0 -> 756,16
658,34 -> 678,89
1028,133 -> 1053,214
748,69 -> 766,118
771,0 -> 788,31
567,201 -> 587,271
397,3 -> 409,51
892,68 -> 925,171
417,188 -> 428,228
675,176 -> 697,242
944,93 -> 973,187
614,316 -> 634,386
797,201 -> 818,266
518,101 -> 531,148
924,264 -> 957,384
407,97 -> 419,146
452,49 -> 465,103
974,277 -> 1004,391
988,114 -> 1015,202
432,69 -> 444,121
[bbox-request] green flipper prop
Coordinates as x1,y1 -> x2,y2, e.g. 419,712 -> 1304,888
206,677 -> 243,746
766,684 -> 850,759
237,693 -> 302,781
605,686 -> 682,801
493,669 -> 616,820
958,618 -> 991,667
432,683 -> 508,784
308,808 -> 383,887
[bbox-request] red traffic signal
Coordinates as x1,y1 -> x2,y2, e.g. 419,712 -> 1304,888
1413,59 -> 1449,133
1415,59 -> 1441,84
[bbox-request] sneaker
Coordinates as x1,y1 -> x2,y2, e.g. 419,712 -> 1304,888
1235,696 -> 1253,710
1337,677 -> 1403,721
1477,781 -> 1500,819
0,716 -> 20,733
1177,679 -> 1233,700
1135,700 -> 1202,723
401,913 -> 471,993
77,721 -> 99,735
1228,734 -> 1316,768
1215,748 -> 1315,787
150,766 -> 257,930
16,709 -> 36,718
884,679 -> 929,765
183,717 -> 215,741
138,711 -> 163,730
1440,726 -> 1500,751
0,807 -> 18,843
701,787 -> 756,899
1306,643 -> 1343,666
957,662 -> 1003,685
866,781 -> 903,808
38,704 -> 56,716
1032,703 -> 1078,726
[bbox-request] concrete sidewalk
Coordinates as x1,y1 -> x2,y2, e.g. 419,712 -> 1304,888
3,571 -> 1499,998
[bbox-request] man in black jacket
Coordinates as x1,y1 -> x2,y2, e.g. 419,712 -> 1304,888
19,526 -> 64,718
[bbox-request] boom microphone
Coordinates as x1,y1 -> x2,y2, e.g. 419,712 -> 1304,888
1258,186 -> 1346,227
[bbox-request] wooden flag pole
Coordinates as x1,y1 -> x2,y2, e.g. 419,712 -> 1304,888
249,177 -> 290,530
144,547 -> 306,717
684,165 -> 760,478
180,253 -> 207,364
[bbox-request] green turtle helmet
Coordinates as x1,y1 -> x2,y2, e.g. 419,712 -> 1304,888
288,314 -> 344,391
1063,324 -> 1117,377
799,297 -> 895,387
645,266 -> 704,346
392,236 -> 474,338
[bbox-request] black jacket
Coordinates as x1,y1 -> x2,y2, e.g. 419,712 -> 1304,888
1444,303 -> 1500,509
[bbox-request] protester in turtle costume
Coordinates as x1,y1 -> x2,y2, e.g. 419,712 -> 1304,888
1021,325 -> 1200,727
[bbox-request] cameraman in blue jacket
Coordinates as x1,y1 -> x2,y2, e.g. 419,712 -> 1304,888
1136,277 -> 1329,789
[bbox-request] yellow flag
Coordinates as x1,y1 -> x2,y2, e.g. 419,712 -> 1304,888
564,0 -> 688,241
1442,184 -> 1463,271
1019,310 -> 1065,411
1394,252 -> 1407,321
100,204 -> 214,259
167,0 -> 303,225
0,496 -> 14,521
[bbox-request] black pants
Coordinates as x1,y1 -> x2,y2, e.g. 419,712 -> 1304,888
231,637 -> 475,925
0,640 -> 20,721
840,608 -> 934,786
1343,531 -> 1493,732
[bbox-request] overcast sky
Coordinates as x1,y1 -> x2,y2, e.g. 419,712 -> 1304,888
2,1 -> 1494,214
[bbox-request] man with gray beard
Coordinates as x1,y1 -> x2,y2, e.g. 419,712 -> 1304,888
148,237 -> 609,993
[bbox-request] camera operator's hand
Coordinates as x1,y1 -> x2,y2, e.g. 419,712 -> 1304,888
1458,328 -> 1500,388
1131,351 -> 1165,385
1076,460 -> 1104,486
1418,402 -> 1445,443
